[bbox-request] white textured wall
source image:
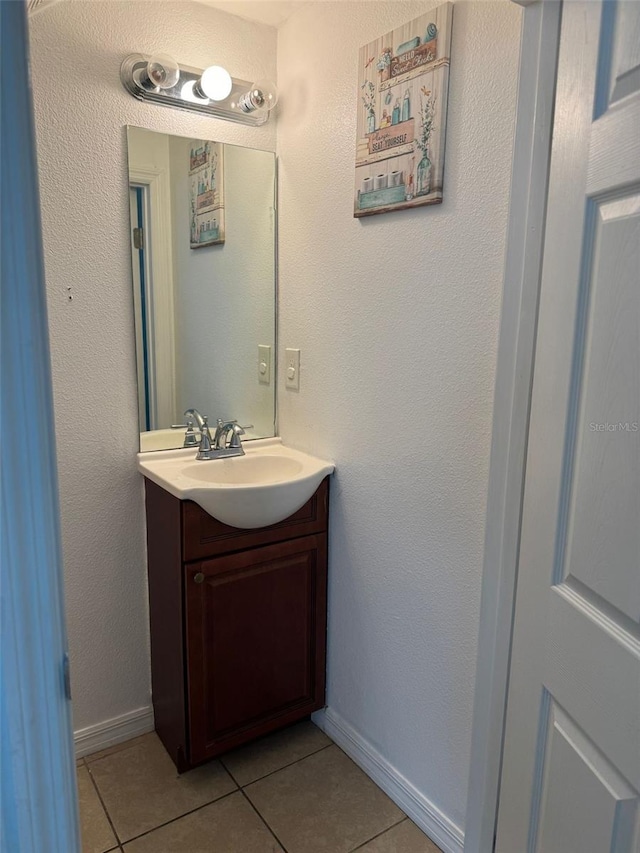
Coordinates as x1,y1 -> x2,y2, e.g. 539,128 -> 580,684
277,0 -> 521,832
29,0 -> 277,734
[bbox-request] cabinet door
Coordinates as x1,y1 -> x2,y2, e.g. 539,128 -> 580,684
185,534 -> 327,764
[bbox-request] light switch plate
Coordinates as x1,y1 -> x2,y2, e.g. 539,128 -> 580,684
258,344 -> 271,384
285,348 -> 300,390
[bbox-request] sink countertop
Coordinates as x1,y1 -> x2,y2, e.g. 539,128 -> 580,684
137,437 -> 334,529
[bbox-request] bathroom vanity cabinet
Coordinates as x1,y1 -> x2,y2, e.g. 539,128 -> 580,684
143,477 -> 329,772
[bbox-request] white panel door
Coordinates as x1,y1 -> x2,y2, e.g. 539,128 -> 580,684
495,2 -> 640,851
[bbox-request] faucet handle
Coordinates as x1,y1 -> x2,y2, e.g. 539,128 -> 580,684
171,417 -> 200,447
228,424 -> 244,448
228,423 -> 253,449
196,416 -> 214,459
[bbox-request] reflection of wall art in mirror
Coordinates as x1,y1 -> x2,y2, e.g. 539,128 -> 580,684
189,140 -> 225,247
354,2 -> 452,218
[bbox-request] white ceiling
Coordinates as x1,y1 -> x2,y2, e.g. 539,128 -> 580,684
194,0 -> 304,28
28,0 -> 305,27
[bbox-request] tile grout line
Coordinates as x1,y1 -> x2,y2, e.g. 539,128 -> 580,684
348,816 -> 409,852
238,784 -> 290,853
115,788 -> 240,847
83,730 -> 335,851
112,737 -> 333,849
223,761 -> 289,852
221,740 -> 334,789
84,735 -> 239,847
84,761 -> 123,849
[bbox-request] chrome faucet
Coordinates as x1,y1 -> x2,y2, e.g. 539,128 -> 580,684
180,410 -> 252,460
183,408 -> 216,460
183,408 -> 206,432
212,419 -> 252,458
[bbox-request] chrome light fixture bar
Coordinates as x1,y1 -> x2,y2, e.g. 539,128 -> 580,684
120,54 -> 275,127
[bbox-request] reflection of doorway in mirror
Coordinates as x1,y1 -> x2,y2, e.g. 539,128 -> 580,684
129,182 -> 177,434
189,139 -> 225,247
130,186 -> 150,432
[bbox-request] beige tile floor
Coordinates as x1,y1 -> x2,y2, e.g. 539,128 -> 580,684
77,720 -> 443,853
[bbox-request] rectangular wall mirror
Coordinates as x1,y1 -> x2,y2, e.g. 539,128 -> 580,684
126,126 -> 276,452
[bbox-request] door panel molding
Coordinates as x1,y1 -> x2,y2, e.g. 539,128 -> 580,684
534,700 -> 639,853
527,687 -> 553,853
557,576 -> 640,649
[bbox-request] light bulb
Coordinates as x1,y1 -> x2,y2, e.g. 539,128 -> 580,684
181,80 -> 209,104
196,65 -> 232,101
145,54 -> 179,89
134,53 -> 179,91
234,79 -> 278,114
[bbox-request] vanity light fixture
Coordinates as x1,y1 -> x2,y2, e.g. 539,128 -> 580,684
120,53 -> 277,126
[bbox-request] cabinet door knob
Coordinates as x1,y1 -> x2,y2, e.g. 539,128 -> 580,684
193,572 -> 205,584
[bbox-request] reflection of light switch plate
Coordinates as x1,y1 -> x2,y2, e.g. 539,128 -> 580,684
258,344 -> 271,384
285,348 -> 300,390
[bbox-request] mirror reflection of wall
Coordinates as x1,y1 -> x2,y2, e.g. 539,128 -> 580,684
126,127 -> 276,451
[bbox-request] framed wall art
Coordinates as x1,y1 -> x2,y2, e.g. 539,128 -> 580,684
189,139 -> 225,247
354,3 -> 453,217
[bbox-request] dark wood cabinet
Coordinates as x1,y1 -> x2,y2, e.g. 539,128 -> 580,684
144,477 -> 329,772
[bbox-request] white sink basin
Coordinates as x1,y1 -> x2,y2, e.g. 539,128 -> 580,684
137,438 -> 334,529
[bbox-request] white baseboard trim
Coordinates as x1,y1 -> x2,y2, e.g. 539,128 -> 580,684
313,707 -> 465,853
74,706 -> 154,759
